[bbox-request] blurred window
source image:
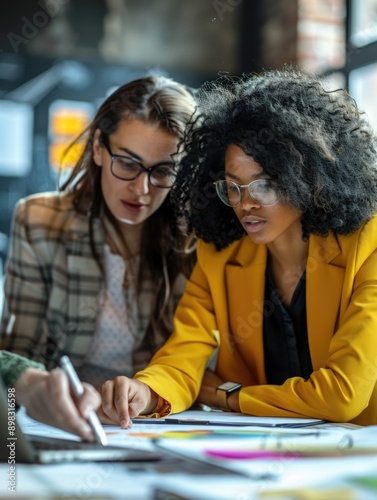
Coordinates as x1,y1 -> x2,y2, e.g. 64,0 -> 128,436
350,0 -> 377,46
346,0 -> 377,134
0,101 -> 33,176
349,62 -> 377,131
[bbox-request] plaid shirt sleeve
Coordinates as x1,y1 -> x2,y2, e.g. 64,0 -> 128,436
0,193 -> 103,369
1,197 -> 51,363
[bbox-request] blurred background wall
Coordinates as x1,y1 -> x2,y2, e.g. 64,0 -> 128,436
0,0 -> 376,279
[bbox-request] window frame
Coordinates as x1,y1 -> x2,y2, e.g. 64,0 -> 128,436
344,0 -> 377,81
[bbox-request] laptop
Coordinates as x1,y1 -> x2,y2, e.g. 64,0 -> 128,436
0,379 -> 161,464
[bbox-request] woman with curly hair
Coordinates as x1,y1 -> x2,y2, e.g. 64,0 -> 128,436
99,68 -> 377,427
1,75 -> 197,387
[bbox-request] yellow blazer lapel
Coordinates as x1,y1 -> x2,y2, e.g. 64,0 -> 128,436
225,237 -> 268,384
306,234 -> 344,369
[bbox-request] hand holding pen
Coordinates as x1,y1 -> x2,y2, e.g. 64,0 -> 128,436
12,357 -> 103,442
59,356 -> 108,445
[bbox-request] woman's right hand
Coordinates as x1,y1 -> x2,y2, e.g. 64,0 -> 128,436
98,376 -> 158,429
14,367 -> 101,441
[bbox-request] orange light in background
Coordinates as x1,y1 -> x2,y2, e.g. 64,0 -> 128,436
48,100 -> 93,171
51,111 -> 89,136
49,141 -> 86,170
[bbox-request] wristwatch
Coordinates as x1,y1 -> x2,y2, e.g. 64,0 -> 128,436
216,381 -> 242,410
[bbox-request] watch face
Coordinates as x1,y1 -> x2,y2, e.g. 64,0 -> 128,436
217,381 -> 241,392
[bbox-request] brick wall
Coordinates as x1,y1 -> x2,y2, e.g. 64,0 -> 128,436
258,0 -> 345,73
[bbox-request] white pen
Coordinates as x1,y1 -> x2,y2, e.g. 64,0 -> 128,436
59,355 -> 108,446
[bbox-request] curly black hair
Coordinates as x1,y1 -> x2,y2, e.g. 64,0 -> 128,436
172,67 -> 377,250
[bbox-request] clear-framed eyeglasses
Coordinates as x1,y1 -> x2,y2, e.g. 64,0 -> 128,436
101,135 -> 177,188
213,179 -> 278,207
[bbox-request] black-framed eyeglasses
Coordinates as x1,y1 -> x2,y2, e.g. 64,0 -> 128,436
213,179 -> 278,207
101,134 -> 177,188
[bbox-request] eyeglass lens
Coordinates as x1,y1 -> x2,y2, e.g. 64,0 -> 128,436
111,156 -> 176,187
215,180 -> 277,206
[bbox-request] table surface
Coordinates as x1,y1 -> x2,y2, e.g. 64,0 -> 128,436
1,408 -> 377,500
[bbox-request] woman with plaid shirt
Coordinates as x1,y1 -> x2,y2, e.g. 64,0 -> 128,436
1,76 -> 197,388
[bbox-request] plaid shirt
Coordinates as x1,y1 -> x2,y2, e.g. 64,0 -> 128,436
0,191 -> 186,374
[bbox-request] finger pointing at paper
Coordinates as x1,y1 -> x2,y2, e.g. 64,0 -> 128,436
99,377 -> 158,428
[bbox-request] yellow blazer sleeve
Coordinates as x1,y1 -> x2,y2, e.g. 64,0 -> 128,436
135,242 -> 218,413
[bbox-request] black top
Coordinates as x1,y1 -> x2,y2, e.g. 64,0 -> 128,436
263,267 -> 313,385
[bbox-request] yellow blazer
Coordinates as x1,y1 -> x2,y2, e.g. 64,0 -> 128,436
136,216 -> 377,425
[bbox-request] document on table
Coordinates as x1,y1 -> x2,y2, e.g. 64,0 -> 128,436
133,409 -> 328,428
153,423 -> 377,490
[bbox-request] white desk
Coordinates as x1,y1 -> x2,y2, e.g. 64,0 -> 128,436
1,409 -> 377,499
